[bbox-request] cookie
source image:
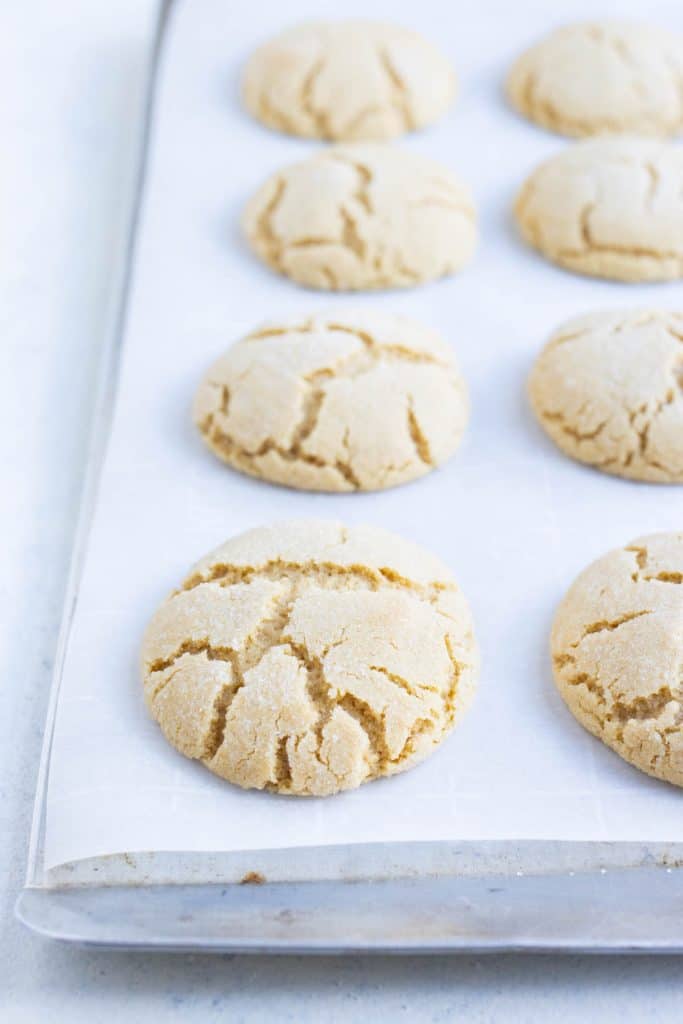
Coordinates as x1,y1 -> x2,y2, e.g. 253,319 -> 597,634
507,21 -> 683,138
552,532 -> 683,788
142,521 -> 479,796
243,143 -> 476,290
529,309 -> 683,483
242,20 -> 455,141
514,137 -> 683,281
193,309 -> 468,492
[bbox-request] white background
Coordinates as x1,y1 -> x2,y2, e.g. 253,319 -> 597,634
3,0 -> 683,1019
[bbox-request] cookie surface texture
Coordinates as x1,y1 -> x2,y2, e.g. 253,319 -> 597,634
507,21 -> 683,138
142,521 -> 479,796
529,309 -> 683,482
243,143 -> 476,290
243,20 -> 456,140
552,532 -> 683,787
515,137 -> 683,281
193,309 -> 469,492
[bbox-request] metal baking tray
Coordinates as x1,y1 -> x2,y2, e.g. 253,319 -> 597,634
16,0 -> 683,952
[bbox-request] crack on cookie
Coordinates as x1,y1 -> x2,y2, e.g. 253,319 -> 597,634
647,572 -> 683,584
570,609 -> 652,647
406,401 -> 434,467
299,58 -> 328,136
377,45 -> 414,130
443,634 -> 467,721
290,374 -> 328,450
280,637 -> 448,781
199,421 -> 357,490
149,582 -> 296,691
612,686 -> 677,724
336,693 -> 390,766
565,670 -> 607,704
273,734 -> 293,787
562,670 -> 679,729
626,543 -> 683,584
282,640 -> 339,768
203,680 -> 240,760
253,178 -> 287,270
340,207 -> 366,260
644,161 -> 661,211
626,544 -> 648,577
181,559 -> 455,620
330,155 -> 374,215
370,663 -> 440,699
578,200 -> 596,251
145,661 -> 187,704
148,640 -> 241,677
334,427 -> 362,489
540,408 -> 608,443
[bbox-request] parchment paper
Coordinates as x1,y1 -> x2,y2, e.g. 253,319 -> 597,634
45,0 -> 683,870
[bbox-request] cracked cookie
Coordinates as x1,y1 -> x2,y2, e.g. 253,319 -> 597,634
508,21 -> 683,138
242,143 -> 476,290
514,137 -> 683,281
529,309 -> 683,483
552,532 -> 683,787
242,20 -> 456,141
193,309 -> 468,492
142,520 -> 479,796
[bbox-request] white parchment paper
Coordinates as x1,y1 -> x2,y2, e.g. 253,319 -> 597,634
45,0 -> 683,869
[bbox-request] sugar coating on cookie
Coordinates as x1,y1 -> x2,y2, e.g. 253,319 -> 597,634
243,143 -> 476,290
193,310 -> 468,492
529,309 -> 683,483
552,532 -> 683,787
507,21 -> 683,138
242,20 -> 456,141
142,521 -> 479,796
515,137 -> 683,281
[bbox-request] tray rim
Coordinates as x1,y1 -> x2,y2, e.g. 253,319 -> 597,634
17,0 -> 683,953
16,869 -> 683,955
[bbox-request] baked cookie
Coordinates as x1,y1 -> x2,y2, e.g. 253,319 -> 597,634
552,532 -> 683,788
242,20 -> 455,141
507,21 -> 683,139
529,309 -> 683,483
193,309 -> 468,492
514,137 -> 683,281
142,520 -> 479,796
243,143 -> 476,290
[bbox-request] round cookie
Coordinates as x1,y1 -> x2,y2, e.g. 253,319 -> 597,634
142,520 -> 479,796
193,309 -> 468,492
514,137 -> 683,281
242,20 -> 456,141
552,532 -> 683,788
529,309 -> 683,483
243,143 -> 476,290
507,21 -> 683,138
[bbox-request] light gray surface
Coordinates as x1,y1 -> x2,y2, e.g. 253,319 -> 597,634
2,0 -> 683,1018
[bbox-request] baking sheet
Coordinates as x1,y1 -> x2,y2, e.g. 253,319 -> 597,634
44,0 -> 683,871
